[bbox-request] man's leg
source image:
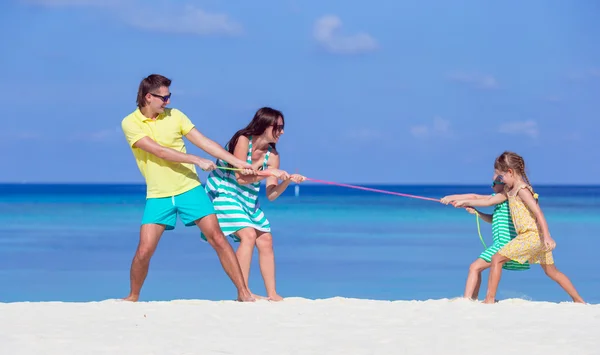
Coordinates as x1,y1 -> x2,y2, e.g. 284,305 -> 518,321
124,196 -> 176,302
196,215 -> 255,302
123,223 -> 166,301
177,185 -> 254,302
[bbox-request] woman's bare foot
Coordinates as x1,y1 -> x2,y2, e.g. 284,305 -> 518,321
267,294 -> 284,302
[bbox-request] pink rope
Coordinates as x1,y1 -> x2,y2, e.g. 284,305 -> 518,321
304,177 -> 440,202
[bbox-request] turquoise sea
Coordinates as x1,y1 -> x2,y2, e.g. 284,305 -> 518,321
1,183 -> 598,304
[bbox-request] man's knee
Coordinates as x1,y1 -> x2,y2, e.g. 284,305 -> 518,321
197,217 -> 228,247
136,224 -> 164,263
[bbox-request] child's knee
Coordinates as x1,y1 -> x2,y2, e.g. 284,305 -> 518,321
491,254 -> 505,265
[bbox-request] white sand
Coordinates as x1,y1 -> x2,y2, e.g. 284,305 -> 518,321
1,297 -> 598,355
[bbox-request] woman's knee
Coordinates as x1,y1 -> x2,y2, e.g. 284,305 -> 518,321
236,228 -> 258,243
256,233 -> 273,250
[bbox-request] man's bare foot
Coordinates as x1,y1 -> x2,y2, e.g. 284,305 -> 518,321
122,294 -> 139,302
237,290 -> 256,302
267,294 -> 284,302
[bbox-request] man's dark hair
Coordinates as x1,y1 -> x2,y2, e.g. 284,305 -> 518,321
136,74 -> 172,109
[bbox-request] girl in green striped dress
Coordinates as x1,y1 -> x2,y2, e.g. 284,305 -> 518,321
201,107 -> 305,301
440,175 -> 530,300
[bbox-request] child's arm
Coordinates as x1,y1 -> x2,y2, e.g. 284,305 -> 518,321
454,193 -> 507,208
518,188 -> 556,250
466,207 -> 493,224
440,193 -> 489,205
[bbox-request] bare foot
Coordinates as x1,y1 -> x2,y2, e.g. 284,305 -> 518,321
573,298 -> 585,304
252,293 -> 268,300
122,294 -> 139,302
237,290 -> 256,302
482,297 -> 497,304
267,294 -> 284,302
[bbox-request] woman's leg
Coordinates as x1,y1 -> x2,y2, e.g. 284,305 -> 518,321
233,227 -> 258,295
483,253 -> 511,304
540,264 -> 585,303
465,258 -> 491,300
256,231 -> 282,301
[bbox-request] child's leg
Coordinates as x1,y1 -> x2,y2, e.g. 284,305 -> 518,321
464,258 -> 491,300
255,231 -> 283,301
540,264 -> 585,303
483,253 -> 511,304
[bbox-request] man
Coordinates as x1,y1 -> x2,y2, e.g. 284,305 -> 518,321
121,74 -> 256,302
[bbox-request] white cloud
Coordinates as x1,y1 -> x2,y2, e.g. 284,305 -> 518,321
24,0 -> 242,36
313,15 -> 378,55
410,117 -> 452,139
498,120 -> 538,139
447,71 -> 498,90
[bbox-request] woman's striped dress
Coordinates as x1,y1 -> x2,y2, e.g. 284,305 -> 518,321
201,136 -> 271,243
479,195 -> 530,271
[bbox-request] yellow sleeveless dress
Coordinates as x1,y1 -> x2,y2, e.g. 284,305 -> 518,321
497,184 -> 554,265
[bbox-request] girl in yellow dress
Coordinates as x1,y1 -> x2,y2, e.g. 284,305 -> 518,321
454,151 -> 585,304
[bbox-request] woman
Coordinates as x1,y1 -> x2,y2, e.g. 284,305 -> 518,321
201,107 -> 305,301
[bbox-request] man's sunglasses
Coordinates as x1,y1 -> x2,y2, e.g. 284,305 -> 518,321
150,93 -> 172,103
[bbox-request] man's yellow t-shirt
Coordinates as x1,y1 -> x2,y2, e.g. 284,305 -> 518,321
121,108 -> 201,198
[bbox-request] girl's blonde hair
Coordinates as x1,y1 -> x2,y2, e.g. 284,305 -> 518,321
494,151 -> 538,200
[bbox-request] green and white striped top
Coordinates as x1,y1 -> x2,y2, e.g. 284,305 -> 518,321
201,136 -> 271,242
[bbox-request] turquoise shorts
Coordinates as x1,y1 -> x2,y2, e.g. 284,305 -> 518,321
141,185 -> 215,230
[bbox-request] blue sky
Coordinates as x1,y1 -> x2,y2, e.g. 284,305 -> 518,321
1,0 -> 599,184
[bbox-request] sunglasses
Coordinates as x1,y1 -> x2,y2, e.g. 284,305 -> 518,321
492,174 -> 505,187
150,93 -> 172,103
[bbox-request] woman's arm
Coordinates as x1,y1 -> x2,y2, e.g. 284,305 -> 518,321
265,154 -> 292,201
231,136 -> 270,185
454,193 -> 507,207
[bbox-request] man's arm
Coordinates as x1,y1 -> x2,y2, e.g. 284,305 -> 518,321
133,137 -> 201,165
184,128 -> 250,169
121,116 -> 208,168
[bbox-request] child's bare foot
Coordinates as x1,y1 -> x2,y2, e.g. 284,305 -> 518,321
252,293 -> 268,300
268,294 -> 284,302
482,297 -> 497,304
